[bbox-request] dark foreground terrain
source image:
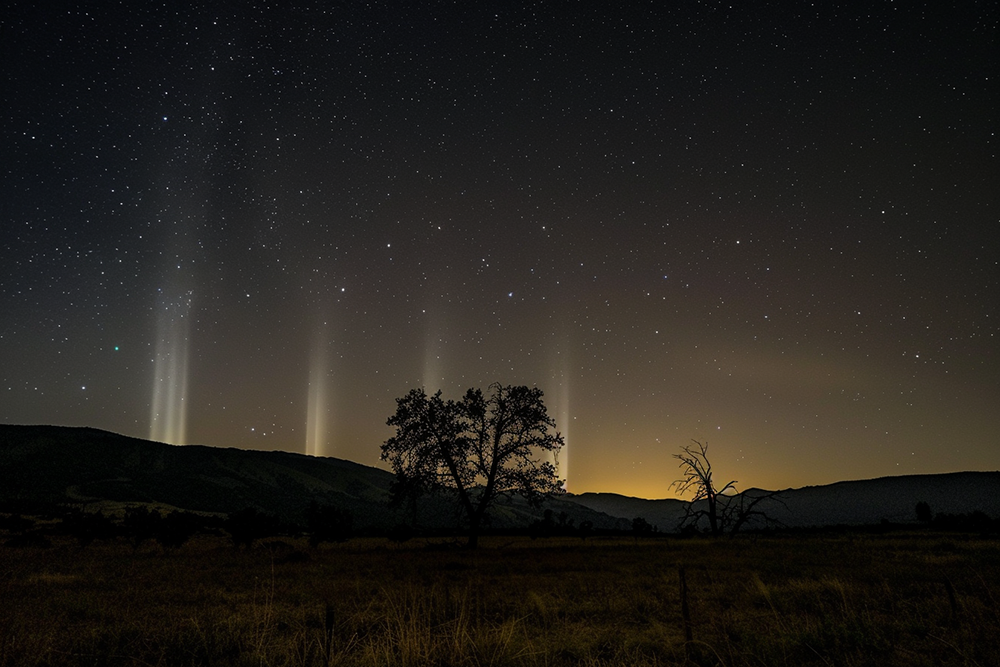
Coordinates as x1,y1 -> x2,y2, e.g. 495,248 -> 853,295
1,532 -> 998,667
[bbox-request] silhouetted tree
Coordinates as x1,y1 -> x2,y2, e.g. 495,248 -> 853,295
306,501 -> 353,547
915,501 -> 932,523
226,507 -> 277,548
671,440 -> 781,536
671,441 -> 730,535
388,475 -> 422,529
157,511 -> 200,549
529,508 -> 556,539
931,510 -> 996,532
123,507 -> 161,549
62,509 -> 117,547
720,487 -> 785,535
387,523 -> 415,544
381,383 -> 564,548
632,516 -> 654,536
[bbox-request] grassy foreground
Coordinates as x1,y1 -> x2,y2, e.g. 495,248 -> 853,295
1,533 -> 997,666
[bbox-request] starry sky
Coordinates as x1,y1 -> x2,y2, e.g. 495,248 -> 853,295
2,1 -> 997,499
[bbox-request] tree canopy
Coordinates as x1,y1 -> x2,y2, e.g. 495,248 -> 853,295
381,383 -> 564,547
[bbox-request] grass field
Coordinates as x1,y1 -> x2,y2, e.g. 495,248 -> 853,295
1,532 -> 998,666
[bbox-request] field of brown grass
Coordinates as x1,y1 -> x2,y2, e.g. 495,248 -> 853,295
1,532 -> 997,666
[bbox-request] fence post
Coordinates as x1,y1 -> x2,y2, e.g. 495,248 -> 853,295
679,565 -> 693,652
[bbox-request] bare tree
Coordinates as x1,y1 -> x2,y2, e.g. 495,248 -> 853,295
381,383 -> 564,548
670,440 -> 781,536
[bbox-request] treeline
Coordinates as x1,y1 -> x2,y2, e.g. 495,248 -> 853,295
0,500 -> 355,550
1,499 -> 997,550
0,500 -> 663,550
0,507 -> 651,550
915,500 -> 999,533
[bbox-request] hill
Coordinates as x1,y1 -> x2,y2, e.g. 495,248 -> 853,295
741,472 -> 1000,527
569,472 -> 1000,530
0,424 -> 622,531
3,425 -> 996,534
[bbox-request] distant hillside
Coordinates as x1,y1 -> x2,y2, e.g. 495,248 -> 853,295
567,493 -> 688,532
742,472 -> 1000,528
0,425 -> 399,525
0,425 -> 622,531
568,472 -> 1000,530
4,425 -> 995,534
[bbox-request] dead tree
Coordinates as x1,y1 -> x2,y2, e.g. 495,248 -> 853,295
670,440 -> 782,536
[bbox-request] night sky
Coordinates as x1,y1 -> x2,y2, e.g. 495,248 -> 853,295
2,1 -> 997,499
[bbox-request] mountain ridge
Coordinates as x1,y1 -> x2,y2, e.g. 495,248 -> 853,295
0,424 -> 623,531
2,424 -> 996,532
570,470 -> 1000,530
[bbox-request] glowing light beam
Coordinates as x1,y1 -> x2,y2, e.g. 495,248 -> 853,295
306,327 -> 331,457
422,317 -> 445,392
149,289 -> 193,445
549,342 -> 571,491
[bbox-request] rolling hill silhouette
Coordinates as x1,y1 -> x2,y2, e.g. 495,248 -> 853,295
0,425 -> 622,531
571,472 -> 1000,530
1,425 -> 996,533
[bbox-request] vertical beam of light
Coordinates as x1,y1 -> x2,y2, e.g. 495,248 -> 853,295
556,373 -> 570,491
422,316 -> 444,392
306,328 -> 330,457
549,343 -> 571,491
150,289 -> 193,445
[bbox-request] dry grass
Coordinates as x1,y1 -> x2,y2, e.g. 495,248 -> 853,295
0,532 -> 997,666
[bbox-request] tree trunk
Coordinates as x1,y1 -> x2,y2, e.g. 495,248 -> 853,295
466,513 -> 481,549
707,493 -> 720,536
466,502 -> 489,549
